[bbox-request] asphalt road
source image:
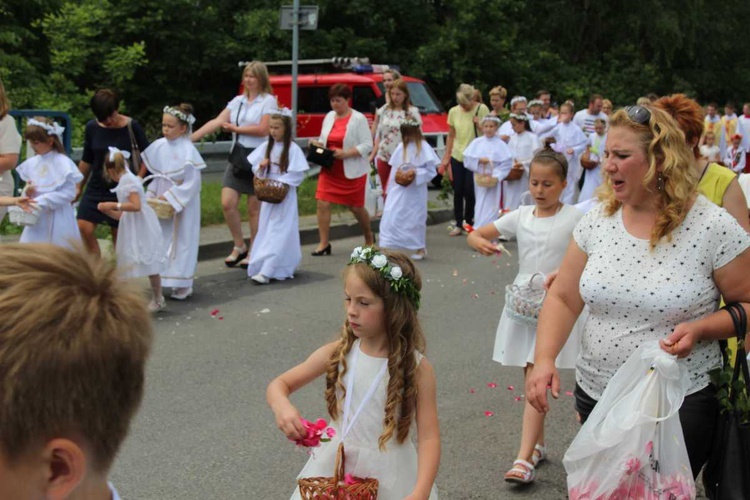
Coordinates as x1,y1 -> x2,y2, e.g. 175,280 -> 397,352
111,224 -> 581,499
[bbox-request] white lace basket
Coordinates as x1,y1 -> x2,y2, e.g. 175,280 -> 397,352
8,205 -> 40,226
505,272 -> 546,326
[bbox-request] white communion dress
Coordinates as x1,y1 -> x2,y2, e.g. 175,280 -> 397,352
463,135 -> 514,227
245,142 -> 309,280
16,150 -> 82,249
505,131 -> 542,211
492,204 -> 585,368
378,140 -> 439,252
292,340 -> 438,500
142,136 -> 205,288
111,171 -> 167,278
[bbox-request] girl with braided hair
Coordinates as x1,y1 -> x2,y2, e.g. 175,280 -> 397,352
267,247 -> 440,499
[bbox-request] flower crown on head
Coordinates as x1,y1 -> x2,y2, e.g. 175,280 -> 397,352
348,246 -> 421,310
401,118 -> 421,128
27,118 -> 65,140
163,106 -> 196,125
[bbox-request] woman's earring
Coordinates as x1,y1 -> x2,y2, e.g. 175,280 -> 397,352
657,172 -> 666,191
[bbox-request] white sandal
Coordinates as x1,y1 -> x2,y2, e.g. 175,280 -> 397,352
532,444 -> 547,467
504,459 -> 535,484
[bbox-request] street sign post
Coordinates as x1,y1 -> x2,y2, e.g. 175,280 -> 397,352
280,4 -> 319,137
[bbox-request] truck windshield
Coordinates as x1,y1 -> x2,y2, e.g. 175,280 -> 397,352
377,82 -> 444,114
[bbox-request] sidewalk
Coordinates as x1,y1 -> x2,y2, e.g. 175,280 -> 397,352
2,204 -> 454,260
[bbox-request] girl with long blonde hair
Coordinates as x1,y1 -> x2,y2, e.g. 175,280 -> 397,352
267,248 -> 440,499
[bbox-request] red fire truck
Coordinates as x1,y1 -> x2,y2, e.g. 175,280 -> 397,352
239,57 -> 448,153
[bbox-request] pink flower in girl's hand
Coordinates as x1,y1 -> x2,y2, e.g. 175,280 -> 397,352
344,473 -> 359,485
294,418 -> 336,448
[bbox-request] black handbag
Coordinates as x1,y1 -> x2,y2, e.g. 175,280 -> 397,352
229,101 -> 255,179
306,144 -> 334,169
703,302 -> 750,499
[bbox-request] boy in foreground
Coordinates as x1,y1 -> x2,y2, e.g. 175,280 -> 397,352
0,243 -> 153,499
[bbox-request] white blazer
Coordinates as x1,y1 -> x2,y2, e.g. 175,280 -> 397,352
319,110 -> 373,179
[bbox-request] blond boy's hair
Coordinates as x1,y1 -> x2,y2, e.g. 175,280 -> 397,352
0,244 -> 153,473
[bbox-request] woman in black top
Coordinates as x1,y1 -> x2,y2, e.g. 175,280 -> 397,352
76,89 -> 149,256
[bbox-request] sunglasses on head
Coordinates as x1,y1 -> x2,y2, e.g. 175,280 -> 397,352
624,105 -> 651,125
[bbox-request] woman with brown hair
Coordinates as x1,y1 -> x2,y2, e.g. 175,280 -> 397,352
0,77 -> 22,223
76,88 -> 150,256
191,61 -> 277,267
653,94 -> 749,232
369,79 -> 422,194
312,84 -> 374,255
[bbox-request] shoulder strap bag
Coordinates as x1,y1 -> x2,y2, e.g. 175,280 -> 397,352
228,100 -> 255,180
127,119 -> 142,174
703,302 -> 750,499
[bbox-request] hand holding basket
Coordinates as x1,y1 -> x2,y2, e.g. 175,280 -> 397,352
505,161 -> 525,181
254,175 -> 290,204
297,443 -> 378,499
474,160 -> 498,188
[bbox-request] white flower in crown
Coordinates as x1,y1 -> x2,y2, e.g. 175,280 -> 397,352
390,266 -> 403,279
371,254 -> 388,269
351,246 -> 364,260
361,247 -> 373,259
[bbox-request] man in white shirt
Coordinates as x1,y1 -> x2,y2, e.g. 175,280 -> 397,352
573,94 -> 608,136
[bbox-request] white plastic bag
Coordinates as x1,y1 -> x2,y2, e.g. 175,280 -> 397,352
564,342 -> 696,499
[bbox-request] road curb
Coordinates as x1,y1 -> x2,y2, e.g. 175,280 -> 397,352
197,208 -> 454,261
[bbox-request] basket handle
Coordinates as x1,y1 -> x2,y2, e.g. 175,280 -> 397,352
142,173 -> 175,186
333,442 -> 346,485
528,272 -> 546,288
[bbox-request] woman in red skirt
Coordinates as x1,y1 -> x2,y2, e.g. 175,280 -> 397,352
312,84 -> 374,255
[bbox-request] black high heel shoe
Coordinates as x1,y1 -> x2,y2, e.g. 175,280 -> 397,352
311,244 -> 332,256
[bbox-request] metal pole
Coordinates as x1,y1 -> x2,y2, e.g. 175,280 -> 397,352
291,0 -> 300,137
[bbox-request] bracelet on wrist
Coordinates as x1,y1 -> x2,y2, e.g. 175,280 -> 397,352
116,202 -> 122,211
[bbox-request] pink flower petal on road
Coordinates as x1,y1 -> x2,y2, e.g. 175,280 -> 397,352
218,316 -> 224,320
210,309 -> 220,316
472,293 -> 479,299
484,410 -> 494,417
507,385 -> 515,391
565,391 -> 574,396
487,382 -> 497,388
469,388 -> 476,394
514,396 -> 522,402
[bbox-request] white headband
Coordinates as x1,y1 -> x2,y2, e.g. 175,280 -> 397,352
271,107 -> 293,118
481,115 -> 502,124
510,96 -> 528,106
528,99 -> 543,107
108,146 -> 131,163
509,113 -> 529,121
163,106 -> 196,125
27,119 -> 65,140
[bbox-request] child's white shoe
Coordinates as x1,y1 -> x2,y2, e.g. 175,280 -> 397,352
251,273 -> 270,284
148,296 -> 167,313
170,287 -> 193,300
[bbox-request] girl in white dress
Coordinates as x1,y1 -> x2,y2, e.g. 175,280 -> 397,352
463,116 -> 513,227
245,112 -> 309,284
267,248 -> 440,499
545,103 -> 589,204
16,118 -> 82,249
467,148 -> 584,485
505,114 -> 542,210
379,121 -> 440,260
98,148 -> 168,312
142,104 -> 206,300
